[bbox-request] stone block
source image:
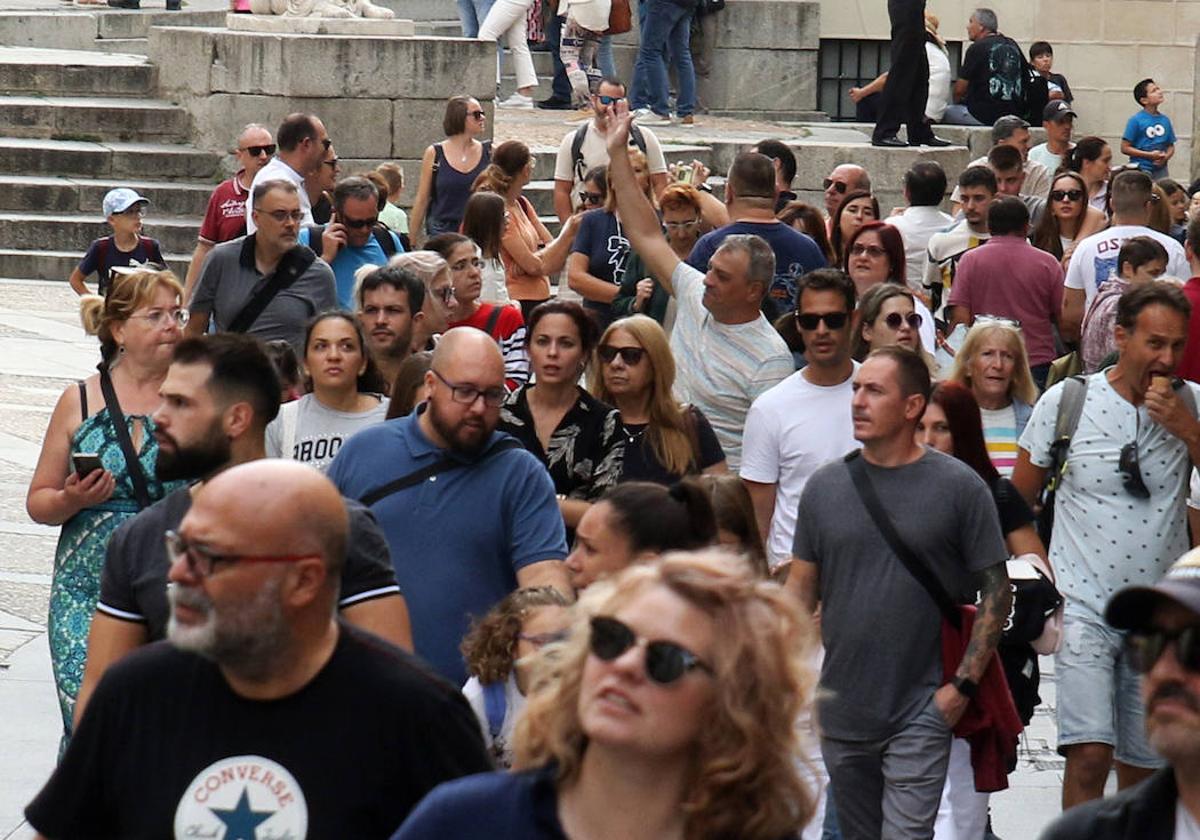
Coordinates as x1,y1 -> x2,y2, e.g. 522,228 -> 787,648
108,144 -> 220,180
75,180 -> 213,217
789,141 -> 972,195
0,249 -> 189,283
698,47 -> 817,112
1032,0 -> 1101,42
225,14 -> 416,36
148,26 -> 216,97
372,0 -> 457,20
816,0 -> 886,39
707,0 -> 820,50
391,98 -> 494,160
0,177 -> 79,213
1104,1 -> 1177,43
0,97 -> 189,143
0,138 -> 110,178
1066,45 -> 1137,91
0,214 -> 199,254
0,13 -> 97,50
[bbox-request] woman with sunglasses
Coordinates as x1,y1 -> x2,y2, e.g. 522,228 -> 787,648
829,190 -> 880,264
393,551 -> 818,840
1030,171 -> 1108,265
409,96 -> 492,245
1066,136 -> 1114,215
428,232 -> 530,392
947,321 -> 1040,478
460,586 -> 572,768
475,140 -> 581,322
264,312 -> 389,472
845,221 -> 937,354
499,300 -> 623,531
853,284 -> 928,361
590,314 -> 726,485
27,269 -> 187,749
460,190 -> 513,306
567,150 -> 656,330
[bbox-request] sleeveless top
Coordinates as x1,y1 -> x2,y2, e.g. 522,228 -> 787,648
427,141 -> 492,236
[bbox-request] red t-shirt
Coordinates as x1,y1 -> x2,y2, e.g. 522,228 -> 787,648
449,303 -> 530,392
197,173 -> 250,245
1178,277 -> 1200,383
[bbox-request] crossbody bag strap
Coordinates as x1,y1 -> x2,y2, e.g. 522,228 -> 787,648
228,244 -> 317,334
844,451 -> 961,629
97,363 -> 153,510
359,437 -> 522,507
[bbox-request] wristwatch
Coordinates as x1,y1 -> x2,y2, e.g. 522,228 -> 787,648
952,676 -> 979,699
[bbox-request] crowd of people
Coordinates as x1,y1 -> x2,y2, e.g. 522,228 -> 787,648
18,8 -> 1200,836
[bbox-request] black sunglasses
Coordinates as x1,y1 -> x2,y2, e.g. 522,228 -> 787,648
1050,189 -> 1084,202
597,345 -> 645,365
883,311 -> 923,330
589,616 -> 712,685
1119,441 -> 1151,499
469,110 -> 487,120
240,144 -> 276,157
795,311 -> 849,331
579,191 -> 604,206
822,178 -> 848,194
343,216 -> 378,230
1126,626 -> 1200,674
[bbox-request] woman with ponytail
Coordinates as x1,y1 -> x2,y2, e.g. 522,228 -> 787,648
472,140 -> 581,321
564,478 -> 718,592
26,269 -> 187,750
1066,135 -> 1114,215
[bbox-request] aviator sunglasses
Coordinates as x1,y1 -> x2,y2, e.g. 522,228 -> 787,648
597,345 -> 646,365
589,616 -> 713,685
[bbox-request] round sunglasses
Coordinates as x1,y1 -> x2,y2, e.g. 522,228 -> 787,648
882,311 -> 923,330
589,616 -> 713,685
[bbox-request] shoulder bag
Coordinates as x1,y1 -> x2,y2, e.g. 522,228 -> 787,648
97,363 -> 153,510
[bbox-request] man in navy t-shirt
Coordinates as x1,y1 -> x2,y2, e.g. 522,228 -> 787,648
686,152 -> 827,321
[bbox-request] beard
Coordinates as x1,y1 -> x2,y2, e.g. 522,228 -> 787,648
156,423 -> 232,482
427,396 -> 492,455
370,324 -> 414,360
167,575 -> 291,680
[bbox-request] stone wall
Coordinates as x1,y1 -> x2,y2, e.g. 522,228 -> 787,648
819,0 -> 1197,180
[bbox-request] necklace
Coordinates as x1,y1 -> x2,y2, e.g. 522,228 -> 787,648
620,419 -> 647,445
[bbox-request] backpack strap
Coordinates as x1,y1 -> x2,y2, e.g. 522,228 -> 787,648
77,380 -> 88,421
571,123 -> 590,183
482,303 -> 503,336
628,123 -> 648,156
97,362 -> 153,510
96,236 -> 112,294
481,680 -> 507,739
359,437 -> 522,507
1045,375 -> 1089,496
371,225 -> 398,258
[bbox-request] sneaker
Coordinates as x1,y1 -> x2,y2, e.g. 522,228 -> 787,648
637,112 -> 674,126
536,97 -> 573,111
680,115 -> 695,127
630,107 -> 656,121
498,92 -> 534,110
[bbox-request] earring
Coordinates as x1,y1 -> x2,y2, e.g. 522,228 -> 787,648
119,344 -> 126,355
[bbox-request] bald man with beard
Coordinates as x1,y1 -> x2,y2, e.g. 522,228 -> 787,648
329,328 -> 572,685
27,460 -> 490,840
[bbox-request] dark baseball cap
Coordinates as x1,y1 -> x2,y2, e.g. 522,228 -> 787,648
1043,101 -> 1077,123
1107,548 -> 1200,630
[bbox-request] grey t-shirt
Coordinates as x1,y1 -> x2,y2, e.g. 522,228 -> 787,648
190,235 -> 337,353
266,393 -> 389,473
792,449 -> 1008,740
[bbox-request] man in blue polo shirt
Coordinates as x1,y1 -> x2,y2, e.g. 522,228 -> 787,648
299,176 -> 404,307
328,328 -> 571,684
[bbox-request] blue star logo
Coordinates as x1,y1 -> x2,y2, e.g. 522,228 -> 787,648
209,787 -> 273,840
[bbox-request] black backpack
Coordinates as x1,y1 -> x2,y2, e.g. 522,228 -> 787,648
571,122 -> 648,183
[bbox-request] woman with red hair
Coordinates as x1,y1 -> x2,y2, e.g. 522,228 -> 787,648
844,220 -> 935,353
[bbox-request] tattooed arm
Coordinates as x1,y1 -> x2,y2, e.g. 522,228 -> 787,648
934,561 -> 1012,727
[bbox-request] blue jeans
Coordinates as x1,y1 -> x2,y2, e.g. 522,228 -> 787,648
547,15 -> 615,101
456,0 -> 496,36
630,0 -> 695,117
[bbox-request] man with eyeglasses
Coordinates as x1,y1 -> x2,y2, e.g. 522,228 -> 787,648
741,268 -> 861,572
552,78 -> 669,223
948,195 -> 1064,387
189,179 -> 336,354
823,163 -> 872,220
246,112 -> 330,234
329,327 -> 572,686
183,123 -> 275,303
1039,547 -> 1200,839
27,458 -> 489,840
297,176 -> 404,307
1014,282 -> 1200,810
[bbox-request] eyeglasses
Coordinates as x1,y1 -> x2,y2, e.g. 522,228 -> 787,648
1119,441 -> 1151,499
883,311 -> 923,330
517,629 -> 569,648
1050,189 -> 1084,202
597,95 -> 624,106
1126,626 -> 1200,674
342,216 -> 378,230
849,243 -> 887,258
469,110 -> 487,120
823,178 -> 849,194
432,285 -> 456,306
664,218 -> 701,230
450,257 -> 485,272
260,208 -> 305,223
431,368 -> 506,407
239,144 -> 276,157
578,191 -> 604,206
322,158 -> 340,170
321,138 -> 332,151
975,314 -> 1022,330
116,207 -> 146,218
129,308 -> 189,329
165,529 -> 314,579
589,616 -> 713,685
795,311 -> 849,331
597,344 -> 646,365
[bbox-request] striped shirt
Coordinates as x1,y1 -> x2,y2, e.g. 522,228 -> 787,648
669,262 -> 793,471
450,303 -> 530,393
981,404 -> 1019,478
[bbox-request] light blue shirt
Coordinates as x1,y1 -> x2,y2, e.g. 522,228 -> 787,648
298,226 -> 403,307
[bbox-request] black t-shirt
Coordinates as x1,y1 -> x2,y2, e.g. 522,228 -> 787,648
98,485 -> 401,640
26,625 -> 492,840
617,406 -> 725,485
992,476 -> 1035,536
960,34 -> 1028,125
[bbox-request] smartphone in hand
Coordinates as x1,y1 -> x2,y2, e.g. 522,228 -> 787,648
72,453 -> 103,477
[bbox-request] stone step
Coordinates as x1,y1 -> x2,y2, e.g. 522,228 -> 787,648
0,9 -> 222,52
413,19 -> 463,37
0,212 -> 200,254
0,137 -> 220,180
0,175 -> 214,217
0,95 -> 190,143
374,0 -> 457,20
92,38 -> 149,54
95,8 -> 225,39
0,47 -> 156,96
0,248 -> 190,284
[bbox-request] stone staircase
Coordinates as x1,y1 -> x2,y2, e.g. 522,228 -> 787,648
0,46 -> 220,283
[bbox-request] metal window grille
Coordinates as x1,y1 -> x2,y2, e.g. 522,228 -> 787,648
818,39 -> 963,121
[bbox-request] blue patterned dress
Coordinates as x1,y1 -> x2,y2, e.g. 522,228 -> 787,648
49,403 -> 179,747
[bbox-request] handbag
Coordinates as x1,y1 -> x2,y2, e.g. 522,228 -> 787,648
1005,553 -> 1064,655
606,0 -> 631,35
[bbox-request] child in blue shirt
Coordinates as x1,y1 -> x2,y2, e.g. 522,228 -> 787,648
1121,78 -> 1176,180
68,188 -> 165,297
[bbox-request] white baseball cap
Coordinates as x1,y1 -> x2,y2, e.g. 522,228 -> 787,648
102,188 -> 150,217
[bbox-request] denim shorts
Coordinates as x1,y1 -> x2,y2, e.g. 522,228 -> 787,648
1055,611 -> 1165,768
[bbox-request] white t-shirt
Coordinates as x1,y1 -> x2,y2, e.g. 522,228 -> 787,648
1064,224 -> 1190,309
668,262 -> 794,471
265,392 -> 389,472
553,123 -> 668,204
480,256 -> 511,305
1178,801 -> 1200,839
1019,371 -> 1198,618
740,365 -> 861,567
887,209 -> 953,294
246,156 -> 312,234
925,43 -> 952,121
1028,143 -> 1064,173
462,672 -> 525,769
